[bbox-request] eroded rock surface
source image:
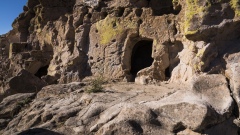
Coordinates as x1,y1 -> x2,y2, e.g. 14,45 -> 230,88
0,0 -> 238,85
0,93 -> 35,130
0,0 -> 240,134
0,75 -> 238,134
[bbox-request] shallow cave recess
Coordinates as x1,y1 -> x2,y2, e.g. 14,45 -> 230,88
130,40 -> 154,79
148,0 -> 181,16
164,41 -> 184,80
35,65 -> 49,78
165,67 -> 171,79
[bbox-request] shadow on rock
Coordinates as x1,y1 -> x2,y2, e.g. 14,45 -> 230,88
18,128 -> 62,135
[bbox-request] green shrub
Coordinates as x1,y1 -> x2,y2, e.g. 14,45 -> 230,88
85,76 -> 106,93
17,98 -> 32,108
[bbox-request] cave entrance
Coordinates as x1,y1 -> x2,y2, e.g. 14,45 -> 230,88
35,65 -> 49,78
130,40 -> 154,78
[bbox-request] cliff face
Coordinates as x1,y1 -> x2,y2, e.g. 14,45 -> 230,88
1,0 -> 240,84
1,0 -> 240,134
1,0 -> 240,81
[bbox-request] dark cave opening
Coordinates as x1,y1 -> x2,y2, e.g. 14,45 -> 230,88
115,7 -> 125,17
130,40 -> 154,78
35,65 -> 49,78
165,67 -> 171,79
150,0 -> 181,16
152,6 -> 180,16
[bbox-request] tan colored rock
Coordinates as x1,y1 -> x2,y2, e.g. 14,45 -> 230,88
0,70 -> 46,102
0,0 -> 240,134
1,81 -> 234,134
0,93 -> 35,130
177,129 -> 202,135
191,74 -> 233,115
1,0 -> 239,85
225,52 -> 240,125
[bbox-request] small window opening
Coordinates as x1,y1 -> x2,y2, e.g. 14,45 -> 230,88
35,65 -> 49,78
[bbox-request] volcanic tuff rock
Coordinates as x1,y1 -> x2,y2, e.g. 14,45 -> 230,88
0,79 -> 238,135
1,0 -> 240,84
0,0 -> 240,134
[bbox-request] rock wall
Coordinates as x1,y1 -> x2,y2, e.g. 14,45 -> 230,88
1,0 -> 240,84
1,0 -> 240,134
0,0 -> 239,95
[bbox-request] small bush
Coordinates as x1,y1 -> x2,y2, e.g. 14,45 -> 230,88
85,76 -> 106,93
17,98 -> 32,107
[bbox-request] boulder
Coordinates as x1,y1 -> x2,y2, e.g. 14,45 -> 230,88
0,0 -> 240,134
225,52 -> 240,125
0,70 -> 46,102
191,74 -> 233,115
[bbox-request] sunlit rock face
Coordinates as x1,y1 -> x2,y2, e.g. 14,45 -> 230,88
0,0 -> 240,134
1,0 -> 240,84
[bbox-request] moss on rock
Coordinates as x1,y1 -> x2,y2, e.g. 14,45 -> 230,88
184,0 -> 211,36
231,0 -> 240,17
96,16 -> 137,45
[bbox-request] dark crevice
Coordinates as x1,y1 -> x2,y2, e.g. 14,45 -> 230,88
87,13 -> 92,19
128,120 -> 143,133
95,1 -> 108,12
115,7 -> 125,17
149,110 -> 162,126
18,128 -> 62,135
137,19 -> 143,27
165,67 -> 171,79
35,65 -> 49,78
135,8 -> 143,17
101,11 -> 108,19
149,0 -> 181,16
152,6 -> 181,16
173,122 -> 186,133
165,41 -> 183,80
226,78 -> 239,118
131,0 -> 181,16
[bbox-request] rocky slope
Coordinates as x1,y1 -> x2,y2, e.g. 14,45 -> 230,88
1,0 -> 240,134
0,75 -> 239,135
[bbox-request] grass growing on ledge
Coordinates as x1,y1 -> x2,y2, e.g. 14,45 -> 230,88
17,98 -> 32,108
184,0 -> 211,35
85,76 -> 106,93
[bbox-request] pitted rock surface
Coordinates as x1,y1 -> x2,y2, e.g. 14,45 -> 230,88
1,0 -> 240,134
0,78 -> 238,135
